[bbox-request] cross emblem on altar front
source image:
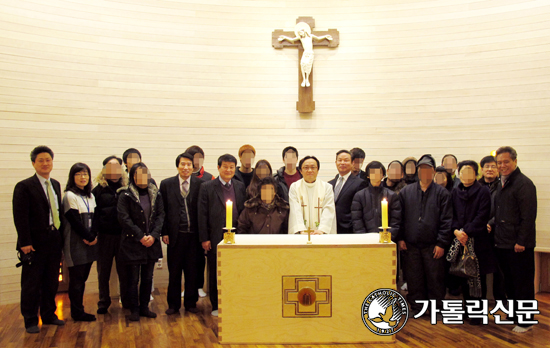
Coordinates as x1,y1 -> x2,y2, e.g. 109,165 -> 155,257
272,17 -> 340,113
282,276 -> 332,317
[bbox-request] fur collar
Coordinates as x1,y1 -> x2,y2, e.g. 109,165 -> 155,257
118,183 -> 159,215
95,171 -> 128,188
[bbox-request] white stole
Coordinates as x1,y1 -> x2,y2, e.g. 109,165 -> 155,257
289,178 -> 336,234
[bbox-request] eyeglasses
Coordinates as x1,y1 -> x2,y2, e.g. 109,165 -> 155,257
302,166 -> 318,172
75,173 -> 89,177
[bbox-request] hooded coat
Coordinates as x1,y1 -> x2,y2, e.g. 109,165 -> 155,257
237,194 -> 289,234
381,178 -> 407,194
402,157 -> 418,185
117,183 -> 164,263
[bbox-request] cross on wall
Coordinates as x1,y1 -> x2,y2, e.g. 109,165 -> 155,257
272,17 -> 340,113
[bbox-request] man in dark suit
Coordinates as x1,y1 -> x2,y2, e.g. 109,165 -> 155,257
160,153 -> 204,315
198,154 -> 246,317
492,146 -> 537,333
329,150 -> 368,234
12,146 -> 65,334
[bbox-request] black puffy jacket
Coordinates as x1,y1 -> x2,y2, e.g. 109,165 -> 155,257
92,179 -> 123,235
351,186 -> 401,240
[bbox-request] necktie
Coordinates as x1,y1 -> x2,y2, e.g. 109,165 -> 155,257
334,176 -> 344,201
181,181 -> 189,197
45,181 -> 61,229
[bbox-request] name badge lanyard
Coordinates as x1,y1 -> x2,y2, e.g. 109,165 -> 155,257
80,195 -> 92,228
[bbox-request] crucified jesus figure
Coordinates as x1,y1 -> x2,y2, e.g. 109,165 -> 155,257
278,22 -> 333,87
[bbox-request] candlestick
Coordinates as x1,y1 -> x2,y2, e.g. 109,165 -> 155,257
223,227 -> 236,244
226,200 -> 233,230
381,198 -> 388,229
379,226 -> 391,243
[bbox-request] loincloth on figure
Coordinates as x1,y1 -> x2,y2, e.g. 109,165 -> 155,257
300,51 -> 314,74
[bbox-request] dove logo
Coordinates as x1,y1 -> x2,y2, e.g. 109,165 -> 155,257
361,289 -> 408,336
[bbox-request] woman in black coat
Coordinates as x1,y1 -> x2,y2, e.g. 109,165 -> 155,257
118,162 -> 164,321
451,160 -> 496,325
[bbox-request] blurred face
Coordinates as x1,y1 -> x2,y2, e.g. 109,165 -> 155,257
405,161 -> 416,175
193,153 -> 204,171
126,153 -> 141,171
434,172 -> 447,188
74,169 -> 90,190
336,152 -> 352,176
178,157 -> 193,180
368,168 -> 384,187
284,151 -> 298,170
387,162 -> 403,181
256,165 -> 271,180
351,158 -> 364,174
218,161 -> 236,182
481,161 -> 498,181
418,165 -> 435,185
496,152 -> 517,177
443,156 -> 457,174
240,150 -> 255,170
32,152 -> 53,178
459,166 -> 476,187
301,159 -> 318,183
260,184 -> 275,204
105,159 -> 122,182
134,167 -> 150,189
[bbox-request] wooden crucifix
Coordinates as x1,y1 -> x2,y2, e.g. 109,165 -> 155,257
272,17 -> 339,113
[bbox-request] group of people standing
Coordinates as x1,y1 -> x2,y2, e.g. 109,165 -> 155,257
13,144 -> 537,335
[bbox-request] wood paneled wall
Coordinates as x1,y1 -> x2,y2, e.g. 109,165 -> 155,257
0,0 -> 549,305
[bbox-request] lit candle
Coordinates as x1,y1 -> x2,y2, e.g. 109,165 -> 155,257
226,200 -> 233,230
381,198 -> 388,229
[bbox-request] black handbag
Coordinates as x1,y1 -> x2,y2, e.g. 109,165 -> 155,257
449,245 -> 477,278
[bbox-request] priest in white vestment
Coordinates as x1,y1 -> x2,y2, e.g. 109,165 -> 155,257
288,156 -> 337,234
